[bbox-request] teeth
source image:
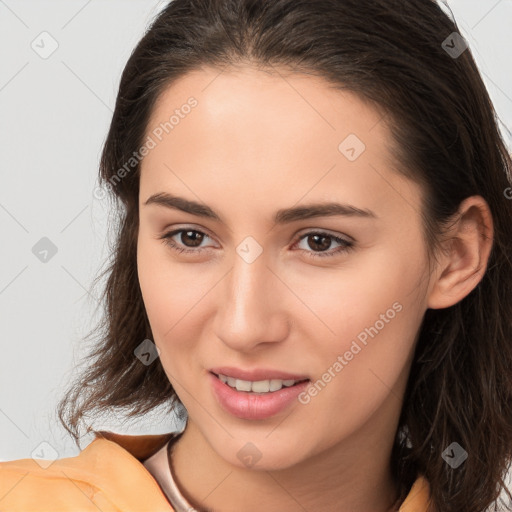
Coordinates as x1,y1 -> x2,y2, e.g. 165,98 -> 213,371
217,373 -> 305,393
236,379 -> 252,392
252,380 -> 270,393
269,379 -> 282,392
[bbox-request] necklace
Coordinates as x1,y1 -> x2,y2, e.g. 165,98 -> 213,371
164,432 -> 200,512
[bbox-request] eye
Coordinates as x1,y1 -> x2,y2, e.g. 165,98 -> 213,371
159,228 -> 214,255
293,231 -> 355,259
158,228 -> 355,259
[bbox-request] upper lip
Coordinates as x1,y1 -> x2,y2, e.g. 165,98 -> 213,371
209,366 -> 310,382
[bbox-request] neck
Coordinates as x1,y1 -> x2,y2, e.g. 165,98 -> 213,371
170,413 -> 401,512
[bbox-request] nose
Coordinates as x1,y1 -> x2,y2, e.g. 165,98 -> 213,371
213,246 -> 291,353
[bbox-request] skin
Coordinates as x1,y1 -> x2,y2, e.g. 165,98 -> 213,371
136,66 -> 493,512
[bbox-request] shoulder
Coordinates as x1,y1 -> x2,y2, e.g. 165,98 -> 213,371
0,432 -> 176,512
399,474 -> 433,512
0,441 -> 119,512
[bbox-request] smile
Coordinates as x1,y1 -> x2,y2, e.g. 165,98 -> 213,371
215,372 -> 308,393
209,371 -> 311,420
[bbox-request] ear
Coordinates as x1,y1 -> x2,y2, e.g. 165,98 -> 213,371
427,195 -> 494,310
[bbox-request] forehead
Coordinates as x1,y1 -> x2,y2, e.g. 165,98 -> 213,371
140,66 -> 419,222
147,65 -> 390,145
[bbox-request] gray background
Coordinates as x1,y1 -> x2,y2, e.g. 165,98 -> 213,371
1,0 -> 511,501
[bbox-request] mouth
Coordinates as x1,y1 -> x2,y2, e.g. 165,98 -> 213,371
209,370 -> 312,420
210,371 -> 310,394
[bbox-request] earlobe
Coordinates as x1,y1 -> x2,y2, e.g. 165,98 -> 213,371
427,196 -> 494,310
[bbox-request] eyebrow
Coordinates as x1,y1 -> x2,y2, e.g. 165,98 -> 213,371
143,192 -> 377,223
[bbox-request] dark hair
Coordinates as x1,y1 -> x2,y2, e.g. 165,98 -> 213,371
56,1 -> 512,510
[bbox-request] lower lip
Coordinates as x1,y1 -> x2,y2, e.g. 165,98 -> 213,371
208,372 -> 310,420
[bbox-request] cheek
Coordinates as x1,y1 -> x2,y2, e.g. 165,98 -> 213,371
137,234 -> 187,344
137,235 -> 170,330
136,233 -> 215,353
289,240 -> 427,345
294,243 -> 427,401
137,238 -> 197,386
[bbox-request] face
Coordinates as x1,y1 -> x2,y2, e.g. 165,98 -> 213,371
137,66 -> 433,471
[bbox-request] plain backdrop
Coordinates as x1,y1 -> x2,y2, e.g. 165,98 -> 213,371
1,1 -> 511,501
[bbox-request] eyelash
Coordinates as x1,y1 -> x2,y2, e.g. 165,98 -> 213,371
158,228 -> 355,259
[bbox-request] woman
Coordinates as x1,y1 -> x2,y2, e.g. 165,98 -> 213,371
1,0 -> 511,511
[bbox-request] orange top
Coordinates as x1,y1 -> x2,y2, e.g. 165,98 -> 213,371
0,430 -> 432,511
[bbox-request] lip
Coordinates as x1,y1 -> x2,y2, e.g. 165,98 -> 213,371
208,371 -> 311,420
209,366 -> 309,381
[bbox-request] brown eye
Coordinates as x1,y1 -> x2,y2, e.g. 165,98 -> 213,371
178,230 -> 205,247
159,228 -> 213,254
158,228 -> 355,259
295,231 -> 355,259
306,234 -> 332,252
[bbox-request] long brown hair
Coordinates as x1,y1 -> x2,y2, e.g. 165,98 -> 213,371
56,1 -> 512,510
